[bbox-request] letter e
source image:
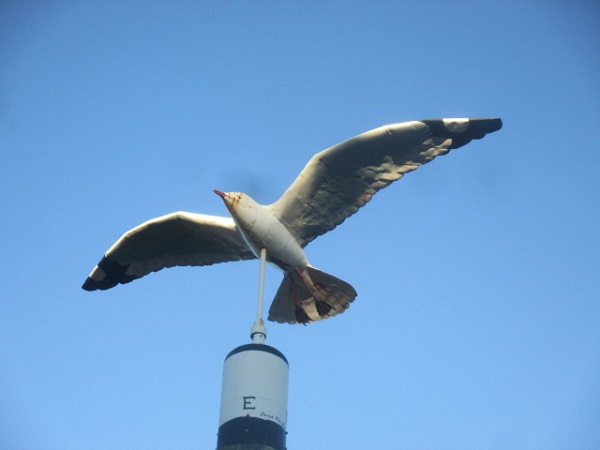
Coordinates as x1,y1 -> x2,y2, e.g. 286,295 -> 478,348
243,396 -> 256,410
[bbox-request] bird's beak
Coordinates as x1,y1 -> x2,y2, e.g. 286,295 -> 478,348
214,189 -> 235,213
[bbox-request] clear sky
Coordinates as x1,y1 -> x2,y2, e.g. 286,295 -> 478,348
1,1 -> 599,449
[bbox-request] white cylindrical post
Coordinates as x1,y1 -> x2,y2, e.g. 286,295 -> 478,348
251,247 -> 268,344
257,247 -> 267,320
216,343 -> 289,450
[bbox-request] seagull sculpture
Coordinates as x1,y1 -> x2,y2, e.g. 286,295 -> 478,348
83,118 -> 502,324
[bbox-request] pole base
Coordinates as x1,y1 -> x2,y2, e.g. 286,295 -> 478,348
251,318 -> 267,344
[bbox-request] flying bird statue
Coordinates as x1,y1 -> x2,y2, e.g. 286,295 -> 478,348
83,118 -> 502,324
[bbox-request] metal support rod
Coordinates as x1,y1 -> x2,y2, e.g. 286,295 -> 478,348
251,247 -> 267,344
257,247 -> 267,321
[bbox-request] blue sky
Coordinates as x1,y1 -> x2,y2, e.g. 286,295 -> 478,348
1,1 -> 599,449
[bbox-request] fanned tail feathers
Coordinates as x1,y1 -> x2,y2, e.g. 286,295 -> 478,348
268,266 -> 357,324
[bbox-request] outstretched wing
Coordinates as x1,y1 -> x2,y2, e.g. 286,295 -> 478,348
82,212 -> 255,291
270,118 -> 502,247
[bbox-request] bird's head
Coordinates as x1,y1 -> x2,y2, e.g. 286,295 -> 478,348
214,189 -> 270,238
214,190 -> 259,214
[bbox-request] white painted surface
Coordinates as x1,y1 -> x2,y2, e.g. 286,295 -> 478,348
219,348 -> 289,430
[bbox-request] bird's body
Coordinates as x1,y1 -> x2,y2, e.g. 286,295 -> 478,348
213,190 -> 308,270
211,189 -> 356,323
83,118 -> 502,324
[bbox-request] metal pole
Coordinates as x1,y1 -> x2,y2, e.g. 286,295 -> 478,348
257,247 -> 267,321
216,248 -> 289,450
251,248 -> 267,344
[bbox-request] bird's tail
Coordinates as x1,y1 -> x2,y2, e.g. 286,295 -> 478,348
268,265 -> 357,324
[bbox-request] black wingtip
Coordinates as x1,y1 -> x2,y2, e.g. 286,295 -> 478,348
81,277 -> 109,291
421,118 -> 502,149
469,117 -> 502,134
81,276 -> 115,291
82,279 -> 94,291
81,258 -> 138,291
